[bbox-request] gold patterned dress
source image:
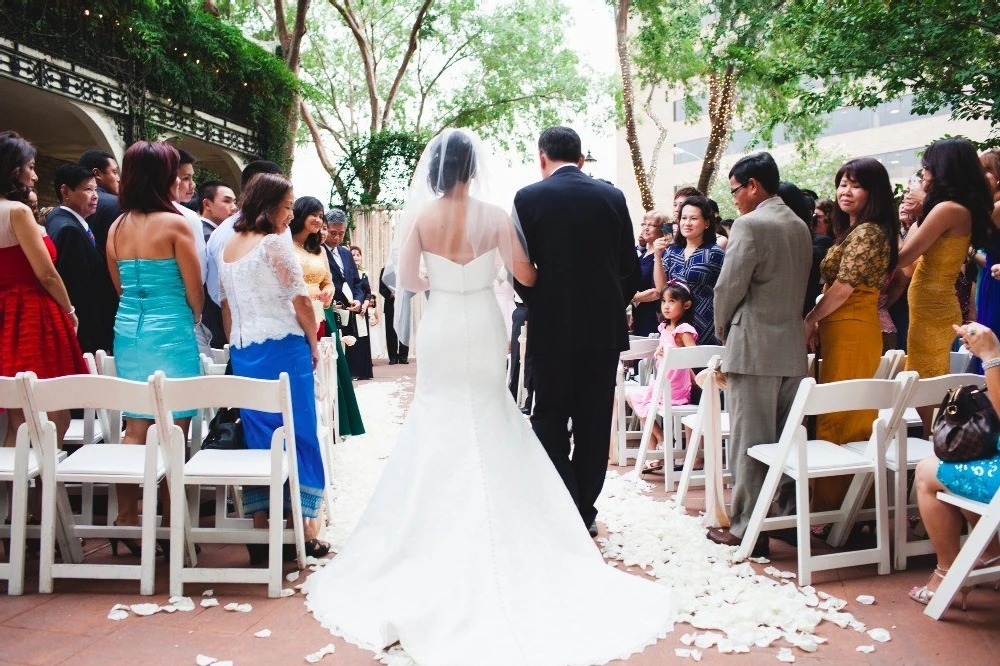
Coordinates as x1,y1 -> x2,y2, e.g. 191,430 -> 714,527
293,245 -> 365,437
814,222 -> 890,512
905,234 -> 971,378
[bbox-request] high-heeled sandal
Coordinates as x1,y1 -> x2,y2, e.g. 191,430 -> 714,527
109,522 -> 162,558
909,566 -> 972,610
975,554 -> 1000,591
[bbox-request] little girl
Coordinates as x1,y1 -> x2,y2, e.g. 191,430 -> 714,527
626,281 -> 698,473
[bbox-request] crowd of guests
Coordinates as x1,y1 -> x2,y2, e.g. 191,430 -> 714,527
0,130 -> 386,562
620,139 -> 1000,606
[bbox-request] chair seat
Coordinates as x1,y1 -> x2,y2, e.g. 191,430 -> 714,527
622,383 -> 644,398
57,444 -> 164,478
680,412 -> 730,436
748,439 -> 872,473
185,449 -> 288,481
655,403 -> 697,418
937,490 -> 987,514
0,448 -> 40,478
844,437 -> 933,466
63,418 -> 105,443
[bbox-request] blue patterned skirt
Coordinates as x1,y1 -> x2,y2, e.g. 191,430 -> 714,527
937,445 -> 1000,505
230,334 -> 326,519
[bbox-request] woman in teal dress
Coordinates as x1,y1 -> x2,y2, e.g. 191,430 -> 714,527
912,322 -> 1000,607
106,141 -> 203,553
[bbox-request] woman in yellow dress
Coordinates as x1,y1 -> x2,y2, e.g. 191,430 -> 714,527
804,157 -> 897,512
290,197 -> 366,437
899,138 -> 994,430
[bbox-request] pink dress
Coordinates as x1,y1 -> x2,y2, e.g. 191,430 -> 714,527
629,322 -> 698,418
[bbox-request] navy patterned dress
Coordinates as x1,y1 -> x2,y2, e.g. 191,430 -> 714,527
661,243 -> 725,345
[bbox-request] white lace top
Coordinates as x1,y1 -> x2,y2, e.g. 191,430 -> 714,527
220,234 -> 309,349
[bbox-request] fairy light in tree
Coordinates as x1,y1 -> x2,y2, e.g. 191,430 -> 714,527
617,37 -> 653,210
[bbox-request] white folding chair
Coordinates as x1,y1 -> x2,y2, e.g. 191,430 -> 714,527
950,348 -> 973,374
0,375 -> 34,595
873,349 -> 905,380
676,356 -> 731,526
736,375 -> 914,585
835,373 -> 986,568
62,353 -> 107,447
314,339 -> 339,528
634,344 -> 725,491
610,337 -> 660,466
22,373 -> 165,595
152,372 -> 306,598
925,488 -> 1000,619
210,345 -> 231,365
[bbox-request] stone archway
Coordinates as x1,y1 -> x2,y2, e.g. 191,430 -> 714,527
0,77 -> 124,205
164,134 -> 246,194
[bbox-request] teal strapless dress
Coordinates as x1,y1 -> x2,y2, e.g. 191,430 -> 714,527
114,258 -> 201,418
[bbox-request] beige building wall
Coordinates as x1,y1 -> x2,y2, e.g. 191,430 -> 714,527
616,88 -> 994,227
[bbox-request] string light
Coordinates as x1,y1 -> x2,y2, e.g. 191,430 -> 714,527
618,36 -> 654,210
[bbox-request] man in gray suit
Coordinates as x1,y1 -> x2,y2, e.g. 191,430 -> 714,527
708,152 -> 812,556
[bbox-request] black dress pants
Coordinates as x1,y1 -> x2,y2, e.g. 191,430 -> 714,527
530,348 -> 619,527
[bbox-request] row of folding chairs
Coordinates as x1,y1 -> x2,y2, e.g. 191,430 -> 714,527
0,336 -> 342,597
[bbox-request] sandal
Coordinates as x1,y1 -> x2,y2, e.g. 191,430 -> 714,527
909,566 -> 972,610
642,459 -> 665,474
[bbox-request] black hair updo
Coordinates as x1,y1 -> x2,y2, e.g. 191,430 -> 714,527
427,130 -> 477,195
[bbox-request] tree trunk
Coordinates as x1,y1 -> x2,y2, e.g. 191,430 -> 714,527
615,0 -> 655,211
275,0 -> 311,166
697,65 -> 737,194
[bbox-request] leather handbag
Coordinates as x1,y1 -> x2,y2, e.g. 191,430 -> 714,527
932,385 -> 1000,462
201,407 -> 246,451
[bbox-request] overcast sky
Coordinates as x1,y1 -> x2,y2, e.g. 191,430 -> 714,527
289,0 -> 618,210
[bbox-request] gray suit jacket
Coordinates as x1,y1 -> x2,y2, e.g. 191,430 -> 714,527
714,197 -> 812,377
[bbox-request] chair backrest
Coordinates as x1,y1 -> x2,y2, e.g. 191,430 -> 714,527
907,373 -> 985,410
0,374 -> 25,411
199,354 -> 227,377
799,376 -> 907,417
95,349 -> 116,377
662,344 -> 726,371
950,349 -> 973,374
210,345 -> 230,365
620,337 -> 660,362
873,349 -> 904,380
21,372 -> 156,416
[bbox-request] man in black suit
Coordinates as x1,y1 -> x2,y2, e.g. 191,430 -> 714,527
323,208 -> 365,321
196,180 -> 238,348
45,164 -> 118,355
513,126 -> 637,537
78,149 -> 121,259
379,267 -> 410,364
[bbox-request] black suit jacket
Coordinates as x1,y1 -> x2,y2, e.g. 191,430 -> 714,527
45,207 -> 119,354
513,166 -> 637,354
86,187 -> 120,261
323,244 -> 364,305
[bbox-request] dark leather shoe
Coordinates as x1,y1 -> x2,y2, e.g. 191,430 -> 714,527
588,521 -> 599,538
706,528 -> 769,558
388,359 -> 398,365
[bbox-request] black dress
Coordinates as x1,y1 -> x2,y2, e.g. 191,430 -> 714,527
346,271 -> 374,380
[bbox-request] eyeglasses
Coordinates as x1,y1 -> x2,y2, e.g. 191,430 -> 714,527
730,183 -> 747,197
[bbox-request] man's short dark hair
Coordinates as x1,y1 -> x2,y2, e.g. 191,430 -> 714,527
177,147 -> 196,166
240,160 -> 282,189
197,180 -> 229,212
728,152 -> 780,195
78,149 -> 115,172
538,126 -> 582,164
673,186 -> 702,200
325,208 -> 348,226
54,163 -> 94,202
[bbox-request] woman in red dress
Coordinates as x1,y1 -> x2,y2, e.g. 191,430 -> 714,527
0,131 -> 87,447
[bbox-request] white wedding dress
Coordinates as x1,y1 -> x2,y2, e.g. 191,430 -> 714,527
304,249 -> 675,665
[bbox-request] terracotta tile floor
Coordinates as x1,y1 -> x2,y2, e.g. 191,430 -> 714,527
2,360 -> 998,665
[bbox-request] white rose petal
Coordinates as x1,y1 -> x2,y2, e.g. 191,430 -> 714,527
305,643 -> 336,663
855,594 -> 875,605
255,629 -> 272,638
195,656 -> 217,666
107,609 -> 129,621
280,589 -> 295,598
776,647 -> 796,663
130,603 -> 162,616
286,571 -> 300,582
202,589 -> 214,596
868,628 -> 891,643
201,598 -> 219,608
856,645 -> 876,654
168,596 -> 196,611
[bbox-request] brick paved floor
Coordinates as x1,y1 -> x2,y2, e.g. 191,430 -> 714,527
1,360 -> 998,665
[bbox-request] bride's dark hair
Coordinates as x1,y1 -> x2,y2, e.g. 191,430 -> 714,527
427,130 -> 477,195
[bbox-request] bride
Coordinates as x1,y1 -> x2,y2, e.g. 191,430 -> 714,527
304,129 -> 674,665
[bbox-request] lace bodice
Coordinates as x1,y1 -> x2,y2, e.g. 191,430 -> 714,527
220,234 -> 309,348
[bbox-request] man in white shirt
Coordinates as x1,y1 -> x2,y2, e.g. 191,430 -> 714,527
195,180 -> 238,348
171,148 -> 211,354
205,160 -> 284,308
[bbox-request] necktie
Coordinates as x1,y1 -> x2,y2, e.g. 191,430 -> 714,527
85,227 -> 96,247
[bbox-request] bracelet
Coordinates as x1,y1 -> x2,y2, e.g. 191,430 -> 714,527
983,357 -> 1000,371
66,306 -> 76,315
